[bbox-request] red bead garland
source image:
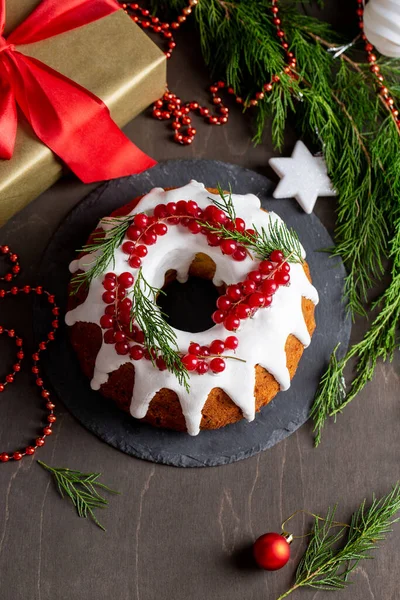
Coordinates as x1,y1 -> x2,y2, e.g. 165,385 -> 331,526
357,0 -> 400,130
121,0 -> 297,145
121,0 -> 399,142
97,199 -> 291,376
0,245 -> 58,463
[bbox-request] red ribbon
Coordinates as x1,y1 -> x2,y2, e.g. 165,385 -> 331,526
0,0 -> 156,183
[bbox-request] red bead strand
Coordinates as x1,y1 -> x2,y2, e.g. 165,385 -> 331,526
121,0 -> 297,145
0,245 -> 58,463
357,0 -> 400,130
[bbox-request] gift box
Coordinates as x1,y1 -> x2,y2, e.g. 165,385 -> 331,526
0,0 -> 166,226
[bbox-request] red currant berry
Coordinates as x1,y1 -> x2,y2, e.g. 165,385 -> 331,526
224,315 -> 240,331
263,295 -> 273,307
105,305 -> 115,315
248,270 -> 262,283
102,291 -> 115,304
210,357 -> 226,373
122,241 -> 135,255
142,231 -> 157,245
134,330 -> 145,344
261,280 -> 278,295
248,292 -> 265,308
226,285 -> 242,301
280,262 -> 290,273
134,213 -> 148,228
210,339 -> 225,355
235,218 -> 246,232
154,222 -> 168,236
130,345 -> 144,360
186,201 -> 199,216
207,232 -> 222,247
103,277 -> 116,291
242,280 -> 256,295
200,345 -> 210,356
225,335 -> 239,350
245,228 -> 256,238
166,202 -> 177,215
120,297 -> 133,310
275,272 -> 290,285
217,295 -> 232,310
118,272 -> 134,288
135,245 -> 148,258
270,250 -> 284,263
114,331 -> 126,343
212,208 -> 227,224
100,315 -> 114,329
188,343 -> 201,355
220,239 -> 237,255
126,226 -> 142,241
188,221 -> 202,234
196,361 -> 209,374
233,246 -> 247,261
115,342 -> 129,355
154,204 -> 168,218
181,354 -> 198,371
128,255 -> 142,269
156,357 -> 167,371
236,303 -> 251,319
212,310 -> 226,324
176,200 -> 188,215
259,260 -> 274,275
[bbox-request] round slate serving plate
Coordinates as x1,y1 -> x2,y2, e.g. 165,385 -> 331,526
34,159 -> 350,467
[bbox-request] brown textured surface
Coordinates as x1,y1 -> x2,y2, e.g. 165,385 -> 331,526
68,192 -> 316,432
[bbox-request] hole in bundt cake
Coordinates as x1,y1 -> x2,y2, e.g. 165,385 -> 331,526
157,275 -> 220,333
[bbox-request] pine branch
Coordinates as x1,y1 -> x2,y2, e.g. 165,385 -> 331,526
131,269 -> 190,392
277,484 -> 400,599
70,216 -> 132,293
206,187 -> 304,263
38,461 -> 119,531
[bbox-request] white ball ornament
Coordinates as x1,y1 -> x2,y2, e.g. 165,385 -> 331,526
364,0 -> 400,58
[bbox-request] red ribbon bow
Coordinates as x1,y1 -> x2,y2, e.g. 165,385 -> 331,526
0,0 -> 156,182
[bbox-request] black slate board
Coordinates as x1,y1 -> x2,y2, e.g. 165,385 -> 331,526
34,159 -> 350,467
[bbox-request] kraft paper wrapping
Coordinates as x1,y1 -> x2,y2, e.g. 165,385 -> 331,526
0,1 -> 166,225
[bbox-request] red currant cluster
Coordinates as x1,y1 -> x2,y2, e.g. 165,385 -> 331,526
181,336 -> 239,375
97,200 -> 289,377
0,245 -> 58,463
211,249 -> 290,331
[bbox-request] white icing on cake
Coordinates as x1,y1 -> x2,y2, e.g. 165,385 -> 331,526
65,181 -> 319,435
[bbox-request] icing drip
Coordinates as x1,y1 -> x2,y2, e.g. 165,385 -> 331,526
65,181 -> 319,436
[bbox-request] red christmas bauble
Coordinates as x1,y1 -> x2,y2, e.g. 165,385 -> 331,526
253,532 -> 291,570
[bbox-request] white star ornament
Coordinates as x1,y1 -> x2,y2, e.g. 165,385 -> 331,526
269,141 -> 336,214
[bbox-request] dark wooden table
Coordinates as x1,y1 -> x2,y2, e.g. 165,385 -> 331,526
1,18 -> 399,600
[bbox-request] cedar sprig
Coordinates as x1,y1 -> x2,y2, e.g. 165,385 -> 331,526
70,216 -> 133,293
277,483 -> 400,599
38,460 -> 119,531
130,269 -> 190,392
206,187 -> 304,263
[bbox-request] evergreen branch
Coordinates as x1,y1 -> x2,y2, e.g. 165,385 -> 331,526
70,216 -> 132,293
207,190 -> 304,263
38,460 -> 119,531
131,269 -> 190,392
277,484 -> 400,599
